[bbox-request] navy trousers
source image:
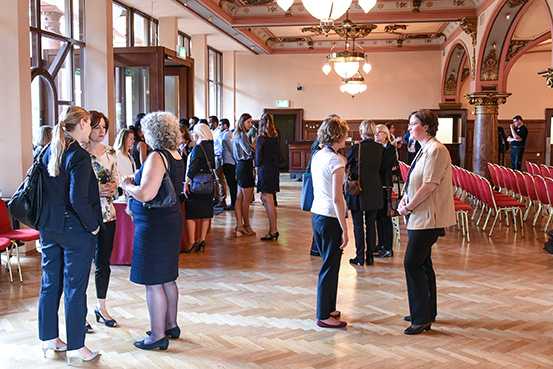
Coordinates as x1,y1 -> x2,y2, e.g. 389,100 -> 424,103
94,220 -> 116,299
351,209 -> 377,263
404,228 -> 443,325
39,213 -> 96,350
312,213 -> 342,320
376,189 -> 393,252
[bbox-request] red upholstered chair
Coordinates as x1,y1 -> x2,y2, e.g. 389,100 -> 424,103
532,175 -> 550,228
540,164 -> 552,179
488,163 -> 500,190
477,176 -> 525,237
0,237 -> 16,283
0,200 -> 40,283
454,195 -> 472,242
543,178 -> 553,232
527,162 -> 540,176
398,161 -> 410,182
522,172 -> 540,221
504,168 -> 520,200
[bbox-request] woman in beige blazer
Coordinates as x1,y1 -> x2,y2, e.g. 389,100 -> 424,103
398,109 -> 456,335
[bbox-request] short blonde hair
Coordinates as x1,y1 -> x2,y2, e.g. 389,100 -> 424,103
317,117 -> 349,146
359,120 -> 376,139
376,124 -> 392,144
141,111 -> 180,150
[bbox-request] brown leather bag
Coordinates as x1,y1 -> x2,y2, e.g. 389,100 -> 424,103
345,143 -> 362,195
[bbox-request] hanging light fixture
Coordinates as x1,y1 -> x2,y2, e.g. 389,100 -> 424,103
275,0 -> 294,11
340,73 -> 367,95
322,60 -> 332,75
358,0 -> 377,13
301,0 -> 352,24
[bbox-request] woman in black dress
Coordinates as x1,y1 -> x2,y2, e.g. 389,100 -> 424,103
120,112 -> 184,350
183,123 -> 215,252
233,113 -> 256,236
256,114 -> 280,240
345,120 -> 383,267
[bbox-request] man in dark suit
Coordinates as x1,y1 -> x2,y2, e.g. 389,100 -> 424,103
498,126 -> 509,166
507,115 -> 528,170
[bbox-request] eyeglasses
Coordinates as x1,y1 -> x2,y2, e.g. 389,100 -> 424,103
408,122 -> 421,127
375,131 -> 384,134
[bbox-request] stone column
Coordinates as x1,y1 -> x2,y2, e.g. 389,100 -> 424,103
465,92 -> 510,179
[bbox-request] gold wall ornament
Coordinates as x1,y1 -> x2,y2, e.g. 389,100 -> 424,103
537,68 -> 553,88
509,0 -> 528,7
481,48 -> 499,81
459,18 -> 477,46
412,0 -> 421,13
465,92 -> 511,114
444,73 -> 457,95
506,40 -> 529,62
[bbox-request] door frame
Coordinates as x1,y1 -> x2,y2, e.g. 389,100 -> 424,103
263,108 -> 304,140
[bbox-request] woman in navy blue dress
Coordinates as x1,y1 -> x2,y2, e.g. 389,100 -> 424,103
120,112 -> 184,351
255,114 -> 280,240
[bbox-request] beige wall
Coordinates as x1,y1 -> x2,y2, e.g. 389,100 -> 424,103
235,51 -> 442,121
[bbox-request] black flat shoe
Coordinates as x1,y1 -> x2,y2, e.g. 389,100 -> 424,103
134,337 -> 169,350
146,325 -> 181,339
94,307 -> 117,327
85,323 -> 94,334
375,250 -> 393,258
365,256 -> 374,265
349,258 -> 364,266
404,322 -> 432,335
310,250 -> 321,257
261,231 -> 279,241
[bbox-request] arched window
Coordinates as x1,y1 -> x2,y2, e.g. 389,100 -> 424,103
29,0 -> 85,143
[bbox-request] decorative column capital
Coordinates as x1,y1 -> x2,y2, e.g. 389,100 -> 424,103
459,18 -> 477,47
465,92 -> 511,114
537,68 -> 553,88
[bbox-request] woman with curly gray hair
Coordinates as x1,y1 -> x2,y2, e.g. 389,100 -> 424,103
120,112 -> 185,350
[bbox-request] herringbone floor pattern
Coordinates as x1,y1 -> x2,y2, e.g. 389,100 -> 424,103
1,175 -> 553,368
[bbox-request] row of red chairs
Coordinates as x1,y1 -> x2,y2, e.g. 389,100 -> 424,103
399,161 -> 472,241
488,163 -> 553,230
526,162 -> 553,179
452,166 -> 525,237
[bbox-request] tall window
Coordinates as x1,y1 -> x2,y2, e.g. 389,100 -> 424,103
29,0 -> 86,142
208,47 -> 222,118
113,1 -> 158,47
178,32 -> 191,58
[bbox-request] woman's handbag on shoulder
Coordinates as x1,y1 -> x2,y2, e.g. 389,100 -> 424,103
386,161 -> 402,217
8,144 -> 50,229
190,144 -> 215,195
345,142 -> 362,195
301,172 -> 314,211
143,150 -> 178,209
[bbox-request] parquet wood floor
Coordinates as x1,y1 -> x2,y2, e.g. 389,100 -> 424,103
1,175 -> 553,368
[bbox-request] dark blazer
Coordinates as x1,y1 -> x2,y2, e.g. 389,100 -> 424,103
187,140 -> 215,180
38,138 -> 102,233
345,139 -> 383,211
380,143 -> 397,189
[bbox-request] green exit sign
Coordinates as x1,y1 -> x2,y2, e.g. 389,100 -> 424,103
177,45 -> 187,59
276,100 -> 290,108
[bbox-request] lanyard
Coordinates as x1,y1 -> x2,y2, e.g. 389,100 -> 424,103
325,145 -> 336,153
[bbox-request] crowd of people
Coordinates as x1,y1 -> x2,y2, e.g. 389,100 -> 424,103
34,106 -> 461,364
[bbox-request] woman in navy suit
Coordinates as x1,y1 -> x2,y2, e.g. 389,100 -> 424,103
38,106 -> 102,364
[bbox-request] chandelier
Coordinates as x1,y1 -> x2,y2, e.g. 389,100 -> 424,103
276,0 -> 376,23
340,73 -> 367,95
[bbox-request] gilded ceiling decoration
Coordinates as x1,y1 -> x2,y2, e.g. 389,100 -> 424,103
412,0 -> 422,13
481,48 -> 499,81
459,18 -> 477,46
506,40 -> 529,62
509,0 -> 528,8
444,73 -> 457,95
537,68 -> 553,88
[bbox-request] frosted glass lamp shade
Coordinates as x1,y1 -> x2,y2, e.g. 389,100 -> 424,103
340,80 -> 367,95
334,61 -> 359,79
302,0 -> 352,21
276,0 -> 294,11
358,0 -> 377,13
322,63 -> 332,75
363,62 -> 372,74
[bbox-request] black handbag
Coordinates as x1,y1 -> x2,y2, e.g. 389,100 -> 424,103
386,160 -> 402,217
345,142 -> 362,195
8,144 -> 49,229
190,144 -> 214,195
143,150 -> 178,209
301,172 -> 314,211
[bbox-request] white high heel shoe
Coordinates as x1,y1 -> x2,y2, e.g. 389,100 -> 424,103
66,349 -> 100,365
41,340 -> 67,358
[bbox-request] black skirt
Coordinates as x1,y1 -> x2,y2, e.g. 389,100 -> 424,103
236,159 -> 255,188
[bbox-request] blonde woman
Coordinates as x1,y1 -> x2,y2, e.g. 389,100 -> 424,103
233,113 -> 256,236
374,124 -> 397,258
37,106 -> 102,364
114,128 -> 136,180
83,111 -> 119,331
33,125 -> 53,161
183,123 -> 215,253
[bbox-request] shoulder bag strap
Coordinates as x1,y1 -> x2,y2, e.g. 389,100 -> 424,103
154,149 -> 170,176
197,144 -> 213,173
357,142 -> 362,191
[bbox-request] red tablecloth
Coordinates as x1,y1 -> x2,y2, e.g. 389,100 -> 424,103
110,202 -> 210,265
